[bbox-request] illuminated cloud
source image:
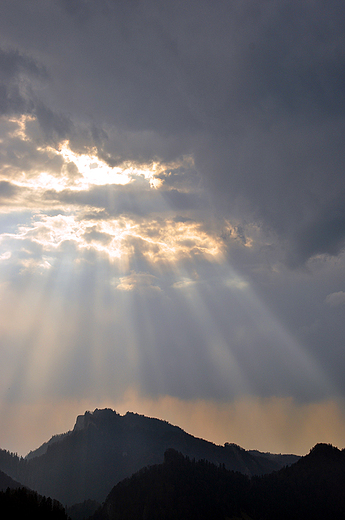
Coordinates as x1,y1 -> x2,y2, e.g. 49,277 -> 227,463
0,86 -> 272,298
115,272 -> 161,292
0,114 -> 225,274
171,277 -> 198,289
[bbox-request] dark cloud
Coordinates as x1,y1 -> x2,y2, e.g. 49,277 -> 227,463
81,209 -> 110,221
35,102 -> 73,143
0,180 -> 19,199
290,200 -> 345,266
0,0 -> 341,263
44,182 -> 206,216
0,47 -> 47,82
83,227 -> 112,245
0,47 -> 47,116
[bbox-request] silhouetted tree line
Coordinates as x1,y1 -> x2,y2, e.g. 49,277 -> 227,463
0,450 -> 26,481
1,443 -> 344,519
91,444 -> 345,520
66,499 -> 100,520
0,486 -> 70,520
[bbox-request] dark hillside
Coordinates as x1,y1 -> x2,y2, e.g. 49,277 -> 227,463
0,469 -> 23,491
0,487 -> 69,520
93,449 -> 251,520
93,444 -> 345,520
249,443 -> 345,519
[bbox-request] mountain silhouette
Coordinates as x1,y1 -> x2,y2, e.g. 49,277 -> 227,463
92,443 -> 345,520
0,408 -> 299,506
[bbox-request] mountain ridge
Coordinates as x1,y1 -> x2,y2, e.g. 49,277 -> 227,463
92,443 -> 345,520
26,408 -> 298,463
0,408 -> 300,506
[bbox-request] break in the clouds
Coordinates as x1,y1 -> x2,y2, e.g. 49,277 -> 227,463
0,0 -> 345,455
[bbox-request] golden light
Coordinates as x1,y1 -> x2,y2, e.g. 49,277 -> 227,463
7,114 -> 36,140
56,141 -> 175,191
57,141 -> 132,189
12,213 -> 225,269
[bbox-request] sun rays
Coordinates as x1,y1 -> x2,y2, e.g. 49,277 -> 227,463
0,113 -> 343,456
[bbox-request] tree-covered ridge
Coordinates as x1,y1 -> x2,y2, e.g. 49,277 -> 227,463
0,468 -> 23,492
93,449 -> 250,520
92,444 -> 345,520
0,450 -> 28,487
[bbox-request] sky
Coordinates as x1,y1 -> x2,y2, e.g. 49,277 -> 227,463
0,0 -> 345,457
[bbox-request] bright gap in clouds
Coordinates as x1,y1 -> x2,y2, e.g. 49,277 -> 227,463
57,140 -> 165,190
57,141 -> 132,189
2,115 -> 165,196
0,117 -> 217,264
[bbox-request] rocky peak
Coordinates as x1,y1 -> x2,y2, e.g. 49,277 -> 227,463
73,408 -> 120,431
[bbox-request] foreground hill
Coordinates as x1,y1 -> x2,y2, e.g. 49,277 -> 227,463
0,408 -> 299,506
0,486 -> 69,520
0,468 -> 70,520
0,469 -> 23,492
92,444 -> 345,520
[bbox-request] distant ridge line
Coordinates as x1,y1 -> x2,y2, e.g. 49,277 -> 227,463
0,408 -> 300,506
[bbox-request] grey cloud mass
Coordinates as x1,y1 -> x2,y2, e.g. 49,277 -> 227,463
44,182 -> 206,216
0,1 -> 343,263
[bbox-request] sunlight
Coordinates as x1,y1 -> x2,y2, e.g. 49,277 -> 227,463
7,114 -> 36,140
55,141 -> 175,191
6,212 -> 225,269
57,141 -> 132,189
0,116 -> 338,460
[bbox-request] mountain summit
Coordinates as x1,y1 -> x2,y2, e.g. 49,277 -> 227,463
0,408 -> 299,506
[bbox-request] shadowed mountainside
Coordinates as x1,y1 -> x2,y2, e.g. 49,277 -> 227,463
92,443 -> 345,520
0,408 -> 299,506
0,469 -> 23,492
